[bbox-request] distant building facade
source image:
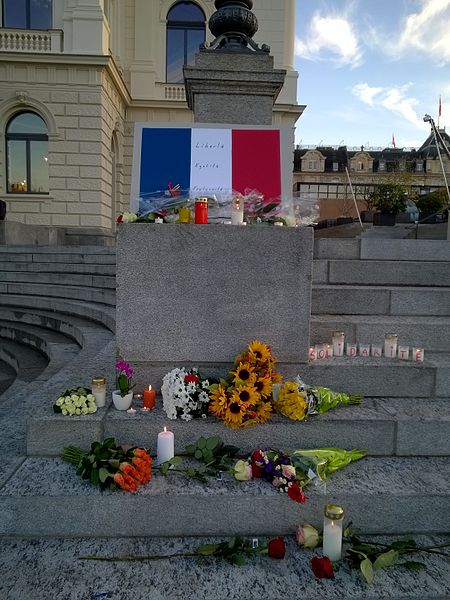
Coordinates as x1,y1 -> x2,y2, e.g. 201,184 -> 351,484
0,0 -> 301,240
293,131 -> 450,219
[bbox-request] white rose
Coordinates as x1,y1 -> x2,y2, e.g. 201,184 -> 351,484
71,394 -> 79,402
75,408 -> 81,415
81,407 -> 88,415
87,394 -> 95,401
62,409 -> 68,416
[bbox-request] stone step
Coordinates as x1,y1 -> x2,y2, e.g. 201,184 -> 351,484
0,261 -> 116,275
310,314 -> 450,352
0,455 -> 447,536
312,285 -> 450,316
313,238 -> 450,261
0,270 -> 116,289
27,398 -> 450,458
0,294 -> 116,332
0,249 -> 116,265
0,337 -> 48,384
0,358 -> 16,394
313,259 -> 450,286
0,282 -> 116,306
1,534 -> 448,600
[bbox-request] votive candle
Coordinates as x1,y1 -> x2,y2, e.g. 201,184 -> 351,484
371,344 -> 382,358
178,207 -> 191,224
384,334 -> 398,358
143,384 -> 156,409
157,426 -> 174,465
332,332 -> 345,357
231,196 -> 244,225
315,344 -> 326,360
412,347 -> 424,362
322,504 -> 344,561
272,383 -> 282,402
359,343 -> 370,357
398,346 -> 410,360
325,344 -> 333,359
309,346 -> 317,361
346,343 -> 357,357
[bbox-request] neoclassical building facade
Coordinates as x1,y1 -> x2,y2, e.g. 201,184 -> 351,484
0,0 -> 301,240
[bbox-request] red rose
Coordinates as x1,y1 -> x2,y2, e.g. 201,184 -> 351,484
268,537 -> 286,559
287,482 -> 306,504
184,374 -> 199,384
252,450 -> 264,464
251,463 -> 263,478
311,556 -> 334,579
117,214 -> 123,223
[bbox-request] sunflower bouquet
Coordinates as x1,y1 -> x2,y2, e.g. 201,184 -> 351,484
209,340 -> 282,429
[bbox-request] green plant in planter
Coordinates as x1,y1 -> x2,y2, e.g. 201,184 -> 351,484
415,190 -> 447,215
369,183 -> 407,215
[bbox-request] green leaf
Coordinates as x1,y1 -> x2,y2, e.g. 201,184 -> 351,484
373,550 -> 399,570
360,558 -> 374,584
197,437 -> 206,450
185,444 -> 196,455
401,561 -> 427,572
197,544 -> 218,556
187,467 -> 196,477
169,456 -> 183,466
230,555 -> 246,566
194,450 -> 203,460
90,469 -> 99,486
98,467 -> 110,484
160,463 -> 170,476
206,436 -> 219,450
390,539 -> 417,552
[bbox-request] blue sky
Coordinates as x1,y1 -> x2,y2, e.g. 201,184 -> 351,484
294,0 -> 450,149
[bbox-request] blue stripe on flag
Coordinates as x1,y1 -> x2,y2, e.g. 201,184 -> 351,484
139,128 -> 192,199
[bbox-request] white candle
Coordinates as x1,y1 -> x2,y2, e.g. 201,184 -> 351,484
384,334 -> 398,358
231,196 -> 244,225
325,344 -> 333,359
359,343 -> 370,357
315,344 -> 326,360
309,346 -> 317,361
346,343 -> 357,357
157,426 -> 174,465
155,217 -> 164,224
412,347 -> 424,362
322,504 -> 344,561
126,407 -> 136,416
272,383 -> 282,402
398,346 -> 409,360
332,332 -> 345,357
371,344 -> 382,357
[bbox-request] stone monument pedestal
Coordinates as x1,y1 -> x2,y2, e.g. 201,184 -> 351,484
116,224 -> 313,388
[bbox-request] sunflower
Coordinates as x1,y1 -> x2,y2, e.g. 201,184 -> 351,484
248,340 -> 272,363
208,384 -> 229,418
254,400 -> 273,424
224,401 -> 245,429
275,381 -> 307,421
253,376 -> 272,399
230,384 -> 259,408
231,362 -> 255,385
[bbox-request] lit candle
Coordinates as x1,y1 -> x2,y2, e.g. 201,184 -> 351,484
157,426 -> 174,465
231,196 -> 244,225
346,343 -> 357,357
371,344 -> 382,357
315,344 -> 326,360
322,504 -> 344,561
359,343 -> 370,357
178,207 -> 191,224
384,334 -> 398,358
143,385 -> 156,409
154,217 -> 164,224
412,347 -> 424,362
126,407 -> 136,416
325,344 -> 333,359
91,375 -> 106,408
398,346 -> 409,360
332,332 -> 345,357
309,346 -> 317,361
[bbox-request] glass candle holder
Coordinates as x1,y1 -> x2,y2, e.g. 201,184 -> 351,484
195,197 -> 208,224
412,347 -> 424,362
178,207 -> 191,224
371,344 -> 382,357
384,334 -> 398,358
359,343 -> 371,357
322,504 -> 344,561
309,346 -> 317,361
346,343 -> 357,357
315,344 -> 326,360
231,196 -> 244,225
398,346 -> 410,360
332,332 -> 345,357
325,344 -> 333,359
91,376 -> 106,408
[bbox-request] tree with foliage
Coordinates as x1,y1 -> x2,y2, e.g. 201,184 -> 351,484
369,182 -> 407,215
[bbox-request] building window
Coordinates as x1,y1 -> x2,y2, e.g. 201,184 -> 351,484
415,161 -> 424,172
308,160 -> 318,170
332,162 -> 339,172
166,1 -> 206,83
2,0 -> 52,29
6,111 -> 49,194
378,160 -> 386,172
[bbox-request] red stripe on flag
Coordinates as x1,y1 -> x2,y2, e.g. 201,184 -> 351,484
232,130 -> 281,202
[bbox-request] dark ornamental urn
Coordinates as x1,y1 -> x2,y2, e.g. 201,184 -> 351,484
208,0 -> 261,50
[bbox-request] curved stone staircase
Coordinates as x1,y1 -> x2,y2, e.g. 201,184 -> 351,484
0,240 -> 449,600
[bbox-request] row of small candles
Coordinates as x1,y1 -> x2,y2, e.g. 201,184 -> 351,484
310,332 -> 424,362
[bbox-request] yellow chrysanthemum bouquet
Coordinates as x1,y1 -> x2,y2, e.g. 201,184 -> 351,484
209,340 -> 282,429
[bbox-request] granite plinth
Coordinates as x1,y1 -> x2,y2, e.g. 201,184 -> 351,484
116,224 -> 313,366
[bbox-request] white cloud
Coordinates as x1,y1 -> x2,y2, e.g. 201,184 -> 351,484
352,83 -> 429,131
370,0 -> 450,63
295,14 -> 362,68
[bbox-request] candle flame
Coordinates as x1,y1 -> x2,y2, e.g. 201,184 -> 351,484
163,426 -> 167,433
148,385 -> 152,391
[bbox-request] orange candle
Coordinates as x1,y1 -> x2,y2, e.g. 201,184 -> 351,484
143,385 -> 156,409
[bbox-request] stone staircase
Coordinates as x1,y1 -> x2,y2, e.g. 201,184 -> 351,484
0,240 -> 449,544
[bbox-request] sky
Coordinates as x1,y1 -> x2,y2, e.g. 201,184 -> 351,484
294,0 -> 450,150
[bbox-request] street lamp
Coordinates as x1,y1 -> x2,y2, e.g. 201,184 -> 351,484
423,113 -> 450,240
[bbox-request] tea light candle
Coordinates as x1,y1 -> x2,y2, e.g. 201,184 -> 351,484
231,196 -> 244,225
332,332 -> 345,357
325,344 -> 333,359
346,343 -> 357,357
322,504 -> 344,561
143,385 -> 156,409
309,346 -> 317,361
126,407 -> 136,416
315,344 -> 326,360
384,334 -> 398,358
155,217 -> 164,224
359,343 -> 370,357
398,346 -> 409,360
157,426 -> 174,465
412,347 -> 424,362
371,344 -> 382,358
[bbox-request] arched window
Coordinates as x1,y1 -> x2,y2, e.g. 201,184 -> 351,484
6,111 -> 49,194
2,0 -> 52,30
166,1 -> 205,83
